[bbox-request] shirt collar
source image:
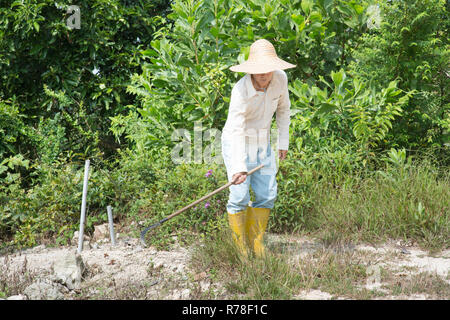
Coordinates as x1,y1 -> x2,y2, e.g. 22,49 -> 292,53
245,74 -> 258,97
245,73 -> 276,97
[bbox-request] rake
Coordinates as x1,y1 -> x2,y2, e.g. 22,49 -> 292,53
140,164 -> 264,246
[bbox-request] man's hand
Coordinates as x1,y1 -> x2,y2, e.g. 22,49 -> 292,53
278,149 -> 288,161
232,172 -> 247,184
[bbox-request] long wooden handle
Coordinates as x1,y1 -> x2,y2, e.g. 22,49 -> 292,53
140,164 -> 265,245
165,163 -> 264,221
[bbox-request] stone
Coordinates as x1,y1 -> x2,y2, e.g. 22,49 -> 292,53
23,280 -> 65,300
53,252 -> 85,290
84,241 -> 91,250
92,223 -> 109,242
71,231 -> 91,245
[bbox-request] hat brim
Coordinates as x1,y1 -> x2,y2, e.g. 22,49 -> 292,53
230,57 -> 296,74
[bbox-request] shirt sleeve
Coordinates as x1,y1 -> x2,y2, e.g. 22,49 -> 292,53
227,85 -> 248,175
276,72 -> 291,150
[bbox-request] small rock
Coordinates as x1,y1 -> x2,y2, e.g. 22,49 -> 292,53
180,289 -> 190,299
400,248 -> 410,255
83,241 -> 91,250
71,231 -> 91,245
92,223 -> 109,242
153,261 -> 165,269
53,252 -> 85,290
23,280 -> 65,300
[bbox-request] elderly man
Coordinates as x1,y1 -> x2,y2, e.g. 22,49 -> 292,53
221,39 -> 295,257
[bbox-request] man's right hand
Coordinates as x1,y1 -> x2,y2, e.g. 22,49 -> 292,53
232,172 -> 247,185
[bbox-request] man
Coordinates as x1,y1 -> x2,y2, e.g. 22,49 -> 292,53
221,39 -> 295,257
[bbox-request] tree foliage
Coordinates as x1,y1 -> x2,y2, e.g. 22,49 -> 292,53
113,0 -> 373,151
0,0 -> 171,166
349,0 -> 450,154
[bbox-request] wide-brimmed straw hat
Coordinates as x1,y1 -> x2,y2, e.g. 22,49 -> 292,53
230,39 -> 296,74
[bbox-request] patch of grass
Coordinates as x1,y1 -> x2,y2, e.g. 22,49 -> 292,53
382,270 -> 450,299
298,249 -> 370,299
275,161 -> 450,251
191,230 -> 382,300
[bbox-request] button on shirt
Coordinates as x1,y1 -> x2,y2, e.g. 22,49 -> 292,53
222,70 -> 291,175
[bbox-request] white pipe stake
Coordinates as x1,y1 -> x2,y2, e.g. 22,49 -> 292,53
107,205 -> 116,246
77,159 -> 90,254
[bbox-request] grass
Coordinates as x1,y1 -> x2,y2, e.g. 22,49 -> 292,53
275,160 -> 450,252
380,268 -> 450,299
190,229 -> 450,300
190,229 -> 371,299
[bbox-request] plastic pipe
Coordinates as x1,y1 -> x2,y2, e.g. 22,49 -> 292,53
77,159 -> 90,254
107,205 -> 116,246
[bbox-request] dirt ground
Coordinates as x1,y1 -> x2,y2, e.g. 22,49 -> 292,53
1,233 -> 449,300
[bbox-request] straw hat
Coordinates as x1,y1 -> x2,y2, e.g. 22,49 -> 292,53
230,39 -> 296,74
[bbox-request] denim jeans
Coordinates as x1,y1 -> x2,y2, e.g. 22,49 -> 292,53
222,138 -> 278,214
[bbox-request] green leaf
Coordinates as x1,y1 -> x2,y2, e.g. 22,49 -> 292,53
310,11 -> 322,22
331,70 -> 345,88
141,49 -> 158,57
33,22 -> 40,32
323,0 -> 333,11
315,103 -> 337,115
247,26 -> 254,40
264,3 -> 273,16
183,105 -> 196,113
11,1 -> 24,8
291,13 -> 305,27
301,0 -> 313,15
210,26 -> 219,38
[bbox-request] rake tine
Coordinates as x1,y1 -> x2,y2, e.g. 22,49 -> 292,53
140,218 -> 168,246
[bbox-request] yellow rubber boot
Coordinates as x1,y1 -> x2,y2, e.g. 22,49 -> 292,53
227,210 -> 248,257
246,207 -> 270,257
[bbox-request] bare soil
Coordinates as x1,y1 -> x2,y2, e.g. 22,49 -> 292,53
1,233 -> 449,300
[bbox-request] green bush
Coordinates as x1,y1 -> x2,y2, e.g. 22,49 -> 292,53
289,69 -> 412,171
0,0 -> 172,182
115,0 -> 371,152
348,0 -> 450,155
1,146 -> 230,249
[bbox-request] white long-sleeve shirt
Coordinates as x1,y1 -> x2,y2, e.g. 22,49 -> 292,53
222,69 -> 291,175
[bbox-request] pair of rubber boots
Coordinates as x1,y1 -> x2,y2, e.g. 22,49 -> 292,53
227,207 -> 270,258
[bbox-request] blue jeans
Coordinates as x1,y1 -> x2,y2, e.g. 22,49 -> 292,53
222,139 -> 278,214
